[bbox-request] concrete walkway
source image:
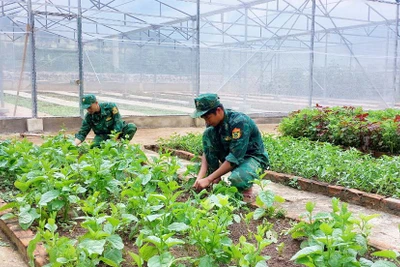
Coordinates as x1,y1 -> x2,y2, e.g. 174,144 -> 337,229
0,229 -> 27,267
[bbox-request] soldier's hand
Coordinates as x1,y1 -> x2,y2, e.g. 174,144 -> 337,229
193,177 -> 211,191
74,138 -> 82,146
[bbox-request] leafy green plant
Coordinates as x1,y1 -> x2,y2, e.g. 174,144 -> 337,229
289,198 -> 384,267
276,242 -> 285,257
157,132 -> 400,198
187,194 -> 234,265
371,250 -> 400,266
229,222 -> 274,267
31,216 -> 79,267
279,105 -> 400,153
157,133 -> 203,155
252,179 -> 285,219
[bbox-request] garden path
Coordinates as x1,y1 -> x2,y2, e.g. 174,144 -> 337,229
0,227 -> 28,267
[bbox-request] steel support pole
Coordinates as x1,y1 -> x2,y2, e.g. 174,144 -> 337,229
245,8 -> 248,46
191,19 -> 195,95
28,0 -> 37,118
393,1 -> 399,104
0,38 -> 3,109
308,0 -> 316,107
385,26 -> 390,98
0,56 -> 3,109
195,0 -> 200,96
77,0 -> 84,117
323,33 -> 328,99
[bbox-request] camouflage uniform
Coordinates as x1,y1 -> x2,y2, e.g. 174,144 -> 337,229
75,102 -> 137,148
202,109 -> 269,190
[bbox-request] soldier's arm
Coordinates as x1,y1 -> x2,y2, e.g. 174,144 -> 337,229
196,154 -> 208,180
110,104 -> 125,134
193,160 -> 234,190
74,138 -> 82,146
75,116 -> 91,143
226,120 -> 251,166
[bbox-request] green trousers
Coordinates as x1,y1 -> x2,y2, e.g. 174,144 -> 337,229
91,123 -> 137,148
203,128 -> 263,191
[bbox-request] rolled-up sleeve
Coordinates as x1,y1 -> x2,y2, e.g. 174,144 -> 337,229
225,120 -> 250,166
75,117 -> 91,141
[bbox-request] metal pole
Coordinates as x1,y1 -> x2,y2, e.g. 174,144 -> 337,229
28,0 -> 37,118
0,38 -> 3,109
385,26 -> 390,99
323,34 -> 328,99
245,8 -> 248,46
196,0 -> 200,96
393,1 -> 399,105
77,0 -> 84,117
244,7 -> 248,104
308,0 -> 316,107
0,54 -> 3,109
191,20 -> 195,95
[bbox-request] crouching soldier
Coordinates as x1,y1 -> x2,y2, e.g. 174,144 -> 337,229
74,94 -> 137,148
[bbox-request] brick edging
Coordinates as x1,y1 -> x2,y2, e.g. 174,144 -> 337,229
0,200 -> 47,267
144,144 -> 400,217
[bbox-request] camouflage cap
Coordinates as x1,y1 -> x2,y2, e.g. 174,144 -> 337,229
81,94 -> 97,109
191,93 -> 221,118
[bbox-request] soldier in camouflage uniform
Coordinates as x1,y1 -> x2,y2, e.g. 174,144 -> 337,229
191,93 -> 269,199
74,94 -> 137,148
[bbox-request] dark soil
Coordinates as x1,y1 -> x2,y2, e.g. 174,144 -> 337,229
227,215 -> 302,267
119,216 -> 301,267
57,203 -> 302,267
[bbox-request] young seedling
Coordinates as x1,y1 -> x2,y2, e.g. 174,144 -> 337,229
276,242 -> 285,258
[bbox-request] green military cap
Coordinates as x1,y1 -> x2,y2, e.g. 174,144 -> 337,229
81,94 -> 96,109
191,93 -> 221,118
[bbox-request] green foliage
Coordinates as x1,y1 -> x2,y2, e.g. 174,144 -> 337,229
157,133 -> 203,155
187,194 -> 235,265
13,132 -> 397,267
253,179 -> 285,219
279,105 -> 400,153
229,222 -> 274,267
276,242 -> 285,257
288,198 -> 392,267
371,250 -> 400,266
157,132 -> 400,198
263,135 -> 400,198
0,133 -> 269,267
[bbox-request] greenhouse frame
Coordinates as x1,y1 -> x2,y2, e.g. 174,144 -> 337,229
0,0 -> 399,118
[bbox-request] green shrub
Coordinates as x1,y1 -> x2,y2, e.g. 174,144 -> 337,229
278,106 -> 400,153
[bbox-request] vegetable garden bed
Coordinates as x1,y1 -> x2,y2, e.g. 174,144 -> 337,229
0,134 -> 398,266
